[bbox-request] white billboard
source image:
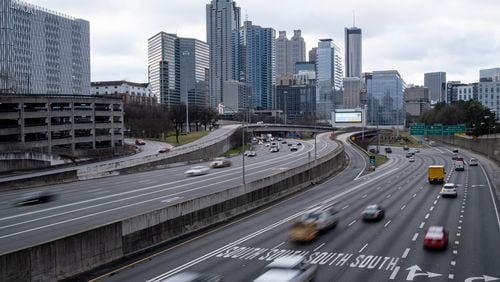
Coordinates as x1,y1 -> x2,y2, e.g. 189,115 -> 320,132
334,112 -> 363,123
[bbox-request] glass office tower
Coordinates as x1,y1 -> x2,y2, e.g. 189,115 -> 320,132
0,0 -> 90,95
365,70 -> 406,126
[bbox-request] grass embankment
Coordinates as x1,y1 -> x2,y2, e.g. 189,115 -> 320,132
223,144 -> 251,157
166,131 -> 209,146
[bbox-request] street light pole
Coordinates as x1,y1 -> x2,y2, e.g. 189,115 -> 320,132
182,51 -> 190,134
222,104 -> 245,185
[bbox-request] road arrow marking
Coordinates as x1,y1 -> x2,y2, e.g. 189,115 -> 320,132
406,265 -> 441,281
465,275 -> 500,282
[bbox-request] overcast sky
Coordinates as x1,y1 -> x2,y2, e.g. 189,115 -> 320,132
30,0 -> 500,85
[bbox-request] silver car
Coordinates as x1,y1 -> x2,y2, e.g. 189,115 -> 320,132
254,255 -> 317,282
184,166 -> 210,177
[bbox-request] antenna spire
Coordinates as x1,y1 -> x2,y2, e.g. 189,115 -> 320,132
353,10 -> 356,27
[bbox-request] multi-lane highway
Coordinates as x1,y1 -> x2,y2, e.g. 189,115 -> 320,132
91,134 -> 500,282
0,132 -> 337,254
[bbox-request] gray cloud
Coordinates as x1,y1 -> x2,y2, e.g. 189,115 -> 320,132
29,0 -> 500,85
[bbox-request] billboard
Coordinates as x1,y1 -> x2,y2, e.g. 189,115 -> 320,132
334,112 -> 363,123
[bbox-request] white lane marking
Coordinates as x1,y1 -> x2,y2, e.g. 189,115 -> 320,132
352,142 -> 368,181
342,205 -> 350,210
455,241 -> 460,245
449,274 -> 454,279
94,190 -> 109,195
146,210 -> 307,282
412,233 -> 419,241
389,266 -> 400,280
377,186 -> 381,190
453,250 -> 458,255
348,220 -> 357,226
271,242 -> 285,249
401,205 -> 406,210
362,194 -> 367,199
456,233 -> 461,237
412,193 -> 417,198
436,195 -> 440,199
402,248 -> 411,258
358,243 -> 368,253
161,197 -> 183,203
433,200 -> 438,205
313,243 -> 325,252
429,206 -> 434,211
384,220 -> 392,228
419,222 -> 425,229
479,163 -> 500,232
458,226 -> 462,230
386,194 -> 392,198
451,261 -> 456,266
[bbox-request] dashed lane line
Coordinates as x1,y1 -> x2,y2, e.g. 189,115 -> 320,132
401,248 -> 411,259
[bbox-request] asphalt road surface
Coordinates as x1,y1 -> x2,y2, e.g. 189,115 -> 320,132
0,133 -> 338,254
92,133 -> 500,282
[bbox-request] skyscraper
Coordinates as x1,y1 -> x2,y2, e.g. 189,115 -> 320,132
276,31 -> 288,78
316,39 -> 342,119
148,32 -> 209,108
309,47 -> 318,63
206,0 -> 241,109
275,30 -> 306,78
365,70 -> 406,126
0,0 -> 90,95
424,72 -> 446,103
148,32 -> 180,107
344,27 -> 362,78
240,21 -> 276,109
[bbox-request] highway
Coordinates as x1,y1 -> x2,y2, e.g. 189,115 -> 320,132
93,133 -> 500,282
0,132 -> 338,254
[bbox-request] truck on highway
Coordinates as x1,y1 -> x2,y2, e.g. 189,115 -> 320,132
270,141 -> 281,152
428,165 -> 446,184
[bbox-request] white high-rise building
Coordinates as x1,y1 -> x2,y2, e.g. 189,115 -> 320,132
424,72 -> 446,103
0,0 -> 90,95
316,39 -> 342,119
206,0 -> 241,109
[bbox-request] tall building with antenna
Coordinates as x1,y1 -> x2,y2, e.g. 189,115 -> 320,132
344,12 -> 362,78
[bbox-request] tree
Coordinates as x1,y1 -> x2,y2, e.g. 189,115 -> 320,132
169,104 -> 186,144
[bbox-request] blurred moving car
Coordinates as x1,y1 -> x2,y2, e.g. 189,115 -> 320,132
408,156 -> 415,162
469,158 -> 478,166
454,160 -> 465,171
210,157 -> 232,168
270,147 -> 279,153
297,142 -> 302,146
245,151 -> 257,157
253,255 -> 317,282
159,271 -> 223,282
403,146 -> 409,150
423,226 -> 448,250
384,147 -> 392,153
184,166 -> 210,177
16,191 -> 57,206
135,139 -> 145,145
440,183 -> 457,198
406,152 -> 414,158
452,148 -> 459,153
287,143 -> 293,147
288,204 -> 338,242
290,145 -> 298,152
361,204 -> 385,221
158,147 -> 171,153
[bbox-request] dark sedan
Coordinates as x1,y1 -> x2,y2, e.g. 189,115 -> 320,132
16,191 -> 57,206
361,204 -> 385,221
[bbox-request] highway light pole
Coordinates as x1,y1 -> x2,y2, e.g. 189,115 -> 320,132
182,51 -> 190,134
222,104 -> 245,185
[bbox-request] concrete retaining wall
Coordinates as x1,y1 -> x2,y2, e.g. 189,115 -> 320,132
433,136 -> 500,163
0,141 -> 345,281
0,170 -> 78,191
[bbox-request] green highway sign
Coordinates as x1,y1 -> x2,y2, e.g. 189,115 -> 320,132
409,123 -> 466,136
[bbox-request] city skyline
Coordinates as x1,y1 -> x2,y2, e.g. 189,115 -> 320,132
26,0 -> 500,86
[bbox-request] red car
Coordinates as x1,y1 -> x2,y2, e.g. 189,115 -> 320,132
423,226 -> 448,250
135,139 -> 145,145
158,147 -> 171,153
